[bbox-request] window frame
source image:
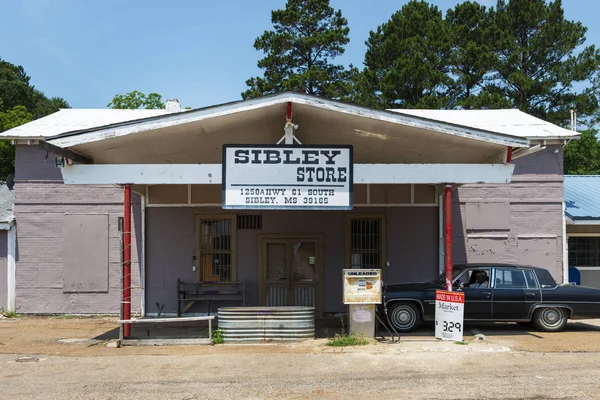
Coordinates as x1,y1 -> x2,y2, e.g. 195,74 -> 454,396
568,236 -> 600,267
345,213 -> 386,272
195,213 -> 237,282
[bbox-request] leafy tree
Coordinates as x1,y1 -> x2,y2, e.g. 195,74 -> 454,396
360,0 -> 453,109
242,0 -> 353,100
564,129 -> 600,174
107,90 -> 165,109
0,57 -> 69,180
490,0 -> 600,125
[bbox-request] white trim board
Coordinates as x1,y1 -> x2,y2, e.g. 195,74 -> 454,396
45,93 -> 530,148
60,163 -> 515,185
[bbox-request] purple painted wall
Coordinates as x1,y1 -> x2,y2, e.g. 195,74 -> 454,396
145,207 -> 439,314
14,145 -> 143,314
13,143 -> 565,314
454,145 -> 564,282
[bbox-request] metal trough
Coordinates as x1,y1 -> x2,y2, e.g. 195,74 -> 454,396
217,306 -> 315,342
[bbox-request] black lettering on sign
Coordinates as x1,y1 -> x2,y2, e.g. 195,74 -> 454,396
303,150 -> 319,164
283,150 -> 301,164
284,197 -> 297,204
321,150 -> 341,164
251,150 -> 262,164
234,150 -> 250,164
263,150 -> 281,164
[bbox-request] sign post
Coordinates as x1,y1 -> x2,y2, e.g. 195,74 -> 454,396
343,269 -> 382,338
434,290 -> 465,342
222,145 -> 353,210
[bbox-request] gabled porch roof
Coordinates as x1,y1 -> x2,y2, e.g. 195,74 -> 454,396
36,93 -> 530,165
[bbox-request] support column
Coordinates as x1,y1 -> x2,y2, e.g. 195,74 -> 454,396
123,184 -> 132,338
444,184 -> 453,291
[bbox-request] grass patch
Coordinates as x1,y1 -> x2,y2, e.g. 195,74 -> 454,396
212,328 -> 224,344
454,340 -> 469,345
327,334 -> 369,347
2,311 -> 20,319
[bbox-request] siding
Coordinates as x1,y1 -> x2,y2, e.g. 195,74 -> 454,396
0,231 -> 7,311
146,207 -> 439,314
454,145 -> 564,282
14,145 -> 142,314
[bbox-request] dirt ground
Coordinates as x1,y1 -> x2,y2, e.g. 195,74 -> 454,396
1,316 -> 600,399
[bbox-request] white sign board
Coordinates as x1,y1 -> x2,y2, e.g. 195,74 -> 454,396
435,290 -> 465,342
222,145 -> 353,210
343,269 -> 382,304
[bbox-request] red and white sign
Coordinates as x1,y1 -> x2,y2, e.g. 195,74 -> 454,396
435,290 -> 465,342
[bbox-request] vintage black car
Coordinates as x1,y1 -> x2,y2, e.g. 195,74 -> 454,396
382,264 -> 600,332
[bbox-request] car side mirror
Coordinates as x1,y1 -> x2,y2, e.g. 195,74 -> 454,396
458,282 -> 465,290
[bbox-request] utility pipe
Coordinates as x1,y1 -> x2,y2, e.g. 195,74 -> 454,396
123,184 -> 132,338
444,184 -> 453,291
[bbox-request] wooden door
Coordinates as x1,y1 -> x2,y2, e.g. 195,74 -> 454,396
259,235 -> 323,316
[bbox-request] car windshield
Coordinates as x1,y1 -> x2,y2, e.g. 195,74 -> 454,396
431,267 -> 466,286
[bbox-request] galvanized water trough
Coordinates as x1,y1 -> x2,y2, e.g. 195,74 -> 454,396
217,306 -> 315,342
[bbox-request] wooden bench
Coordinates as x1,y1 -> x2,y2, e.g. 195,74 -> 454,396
177,280 -> 245,317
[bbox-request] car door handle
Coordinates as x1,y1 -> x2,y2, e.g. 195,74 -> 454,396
482,291 -> 491,297
525,293 -> 536,298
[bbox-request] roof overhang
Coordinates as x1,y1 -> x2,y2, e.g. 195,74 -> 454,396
43,93 -> 530,165
566,215 -> 600,225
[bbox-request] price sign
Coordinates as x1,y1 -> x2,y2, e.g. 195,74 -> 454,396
435,290 -> 465,342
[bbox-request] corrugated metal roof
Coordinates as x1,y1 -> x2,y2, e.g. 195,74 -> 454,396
390,109 -> 578,140
0,108 -> 169,139
564,176 -> 600,221
0,185 -> 15,225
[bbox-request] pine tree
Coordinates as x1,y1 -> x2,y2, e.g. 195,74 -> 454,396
242,0 -> 353,100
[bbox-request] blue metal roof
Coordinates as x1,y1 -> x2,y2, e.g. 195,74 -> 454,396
564,176 -> 600,221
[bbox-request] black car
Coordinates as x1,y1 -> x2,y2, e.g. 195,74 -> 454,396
381,264 -> 600,332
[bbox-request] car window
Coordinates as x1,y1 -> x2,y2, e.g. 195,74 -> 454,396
524,270 -> 539,289
454,269 -> 490,289
495,269 -> 527,289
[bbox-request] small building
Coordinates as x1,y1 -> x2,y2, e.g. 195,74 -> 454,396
0,93 -> 577,316
0,185 -> 16,313
565,175 -> 600,288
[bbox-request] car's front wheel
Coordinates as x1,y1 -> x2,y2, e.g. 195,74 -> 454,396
533,307 -> 568,332
388,302 -> 420,332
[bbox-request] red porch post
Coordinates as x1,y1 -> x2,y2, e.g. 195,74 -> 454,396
123,184 -> 132,338
444,184 -> 453,291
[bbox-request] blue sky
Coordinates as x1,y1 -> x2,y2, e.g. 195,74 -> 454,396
1,0 -> 599,109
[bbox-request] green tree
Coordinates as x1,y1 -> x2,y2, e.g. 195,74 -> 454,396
242,0 -> 353,100
446,1 -> 501,109
490,0 -> 600,125
564,129 -> 600,174
360,0 -> 453,109
0,57 -> 69,180
107,90 -> 165,109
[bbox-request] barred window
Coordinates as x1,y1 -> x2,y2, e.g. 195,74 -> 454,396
348,217 -> 384,269
198,217 -> 235,281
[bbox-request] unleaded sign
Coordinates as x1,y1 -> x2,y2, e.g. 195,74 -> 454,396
222,144 -> 353,210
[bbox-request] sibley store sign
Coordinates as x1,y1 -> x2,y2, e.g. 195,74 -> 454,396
222,144 -> 353,210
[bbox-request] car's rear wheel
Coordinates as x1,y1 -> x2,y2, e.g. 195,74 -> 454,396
533,307 -> 568,332
388,302 -> 420,332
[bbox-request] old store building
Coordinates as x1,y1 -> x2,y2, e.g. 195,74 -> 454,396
0,93 -> 577,315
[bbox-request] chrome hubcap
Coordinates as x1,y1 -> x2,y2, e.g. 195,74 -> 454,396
392,306 -> 416,329
541,308 -> 561,327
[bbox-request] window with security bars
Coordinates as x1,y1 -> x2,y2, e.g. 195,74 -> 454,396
568,237 -> 600,267
237,214 -> 262,230
349,218 -> 383,269
199,218 -> 234,281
